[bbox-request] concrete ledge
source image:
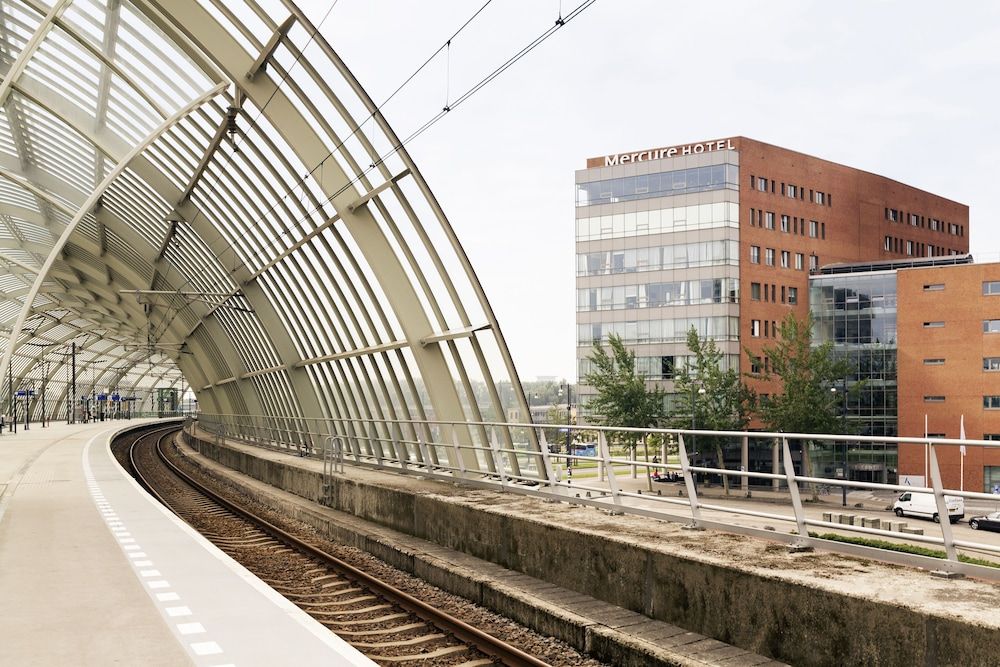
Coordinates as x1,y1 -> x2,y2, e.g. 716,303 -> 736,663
182,432 -> 999,667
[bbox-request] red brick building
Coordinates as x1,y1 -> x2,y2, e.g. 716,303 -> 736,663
897,263 -> 1000,491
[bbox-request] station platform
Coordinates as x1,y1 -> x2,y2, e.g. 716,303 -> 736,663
0,419 -> 372,666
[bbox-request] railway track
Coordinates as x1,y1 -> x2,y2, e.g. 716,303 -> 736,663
122,426 -> 551,667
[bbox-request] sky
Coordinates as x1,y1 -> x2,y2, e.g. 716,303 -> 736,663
312,1 -> 1000,382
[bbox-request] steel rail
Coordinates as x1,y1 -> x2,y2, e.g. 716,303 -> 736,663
136,425 -> 549,667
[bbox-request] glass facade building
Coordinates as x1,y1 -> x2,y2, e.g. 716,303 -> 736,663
575,147 -> 741,410
811,269 -> 900,483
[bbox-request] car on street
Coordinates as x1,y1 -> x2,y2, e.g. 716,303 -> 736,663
892,491 -> 964,523
968,511 -> 1000,532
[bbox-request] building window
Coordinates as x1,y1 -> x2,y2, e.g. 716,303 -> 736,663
984,320 -> 1000,334
795,253 -> 804,270
809,220 -> 819,238
765,211 -> 775,229
779,250 -> 790,268
884,236 -> 891,251
751,320 -> 761,337
923,321 -> 945,328
750,246 -> 760,263
985,358 -> 1000,371
923,284 -> 944,291
923,358 -> 945,365
886,208 -> 900,222
751,356 -> 761,374
751,282 -> 761,300
910,213 -> 919,226
984,281 -> 1000,295
787,184 -> 797,198
985,396 -> 1000,410
661,356 -> 675,379
905,240 -> 913,255
814,191 -> 825,205
757,177 -> 768,192
924,396 -> 945,403
780,214 -> 789,233
930,218 -> 941,231
984,434 -> 1000,441
765,248 -> 775,266
788,287 -> 798,305
809,254 -> 818,271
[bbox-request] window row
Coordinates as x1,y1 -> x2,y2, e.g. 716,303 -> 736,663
923,358 -> 1000,370
885,208 -> 964,237
579,353 -> 740,381
749,246 -> 812,270
577,316 -> 740,345
749,282 -> 799,305
576,163 -> 739,207
576,278 -> 739,312
749,175 -> 832,207
576,240 -> 739,276
748,208 -> 825,239
749,319 -> 780,338
883,235 -> 962,258
575,202 -> 739,241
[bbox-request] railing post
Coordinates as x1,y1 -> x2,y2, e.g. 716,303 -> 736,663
678,434 -> 702,527
450,424 -> 466,478
537,429 -> 557,488
928,443 -> 959,564
781,437 -> 812,550
488,426 -> 508,490
598,431 -> 623,512
417,432 -> 433,474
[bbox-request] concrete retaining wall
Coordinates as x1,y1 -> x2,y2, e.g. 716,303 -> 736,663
187,434 -> 996,667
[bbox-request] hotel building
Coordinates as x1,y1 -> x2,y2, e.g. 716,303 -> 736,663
575,136 -> 969,429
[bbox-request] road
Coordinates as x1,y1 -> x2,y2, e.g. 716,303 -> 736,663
562,473 -> 1000,560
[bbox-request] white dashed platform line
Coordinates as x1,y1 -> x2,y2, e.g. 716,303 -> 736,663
82,433 -> 229,665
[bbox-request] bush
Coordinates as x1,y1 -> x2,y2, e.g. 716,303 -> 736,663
807,532 -> 1000,569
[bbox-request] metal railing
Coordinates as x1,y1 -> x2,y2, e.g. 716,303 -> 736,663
189,412 -> 1000,580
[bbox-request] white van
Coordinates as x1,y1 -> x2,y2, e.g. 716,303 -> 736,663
893,491 -> 964,524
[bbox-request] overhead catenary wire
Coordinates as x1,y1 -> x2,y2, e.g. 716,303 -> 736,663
236,0 -> 341,149
147,0 -> 595,342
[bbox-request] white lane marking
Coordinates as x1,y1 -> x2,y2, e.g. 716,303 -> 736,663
83,429 -> 225,665
190,642 -> 223,656
177,622 -> 205,635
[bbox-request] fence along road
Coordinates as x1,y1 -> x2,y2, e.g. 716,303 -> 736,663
193,415 -> 1000,581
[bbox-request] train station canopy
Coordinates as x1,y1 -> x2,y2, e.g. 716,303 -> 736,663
0,0 -> 532,465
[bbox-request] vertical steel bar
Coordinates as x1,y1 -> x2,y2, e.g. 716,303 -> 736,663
678,433 -> 702,525
598,431 -> 622,509
781,437 -> 810,544
928,443 -> 958,562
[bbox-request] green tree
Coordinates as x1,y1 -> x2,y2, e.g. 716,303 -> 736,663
748,312 -> 852,497
671,327 -> 756,495
750,313 -> 850,434
584,334 -> 666,487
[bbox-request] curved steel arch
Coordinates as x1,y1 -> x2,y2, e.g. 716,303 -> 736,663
0,0 -> 539,475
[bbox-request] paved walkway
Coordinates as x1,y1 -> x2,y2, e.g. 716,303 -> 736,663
0,420 -> 371,666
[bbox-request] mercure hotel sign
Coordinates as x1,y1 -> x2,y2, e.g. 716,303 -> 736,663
589,138 -> 737,168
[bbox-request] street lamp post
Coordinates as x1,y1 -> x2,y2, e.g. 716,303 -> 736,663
559,381 -> 573,455
691,385 -> 706,485
831,385 -> 848,507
